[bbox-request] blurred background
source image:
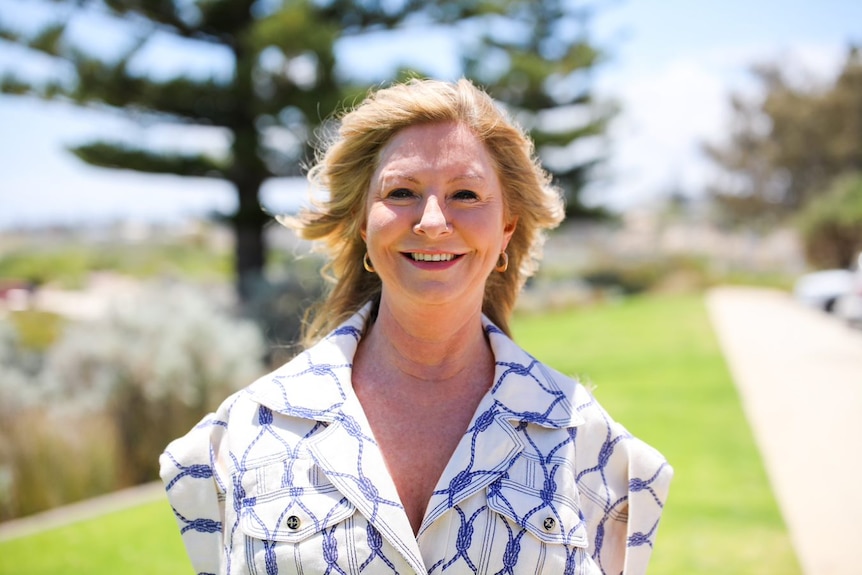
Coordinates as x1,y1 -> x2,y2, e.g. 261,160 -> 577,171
1,0 -> 861,572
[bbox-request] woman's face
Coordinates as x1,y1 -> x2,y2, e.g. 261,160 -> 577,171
362,121 -> 517,313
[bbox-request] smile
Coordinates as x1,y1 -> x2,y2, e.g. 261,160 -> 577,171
409,253 -> 457,262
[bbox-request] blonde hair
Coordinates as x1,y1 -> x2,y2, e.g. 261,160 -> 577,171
286,78 -> 564,346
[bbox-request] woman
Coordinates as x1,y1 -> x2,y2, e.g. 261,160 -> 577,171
161,78 -> 672,575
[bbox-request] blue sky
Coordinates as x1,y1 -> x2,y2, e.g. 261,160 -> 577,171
0,0 -> 860,229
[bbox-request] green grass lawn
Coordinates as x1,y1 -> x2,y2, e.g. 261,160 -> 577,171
512,294 -> 801,574
0,499 -> 188,575
0,294 -> 800,574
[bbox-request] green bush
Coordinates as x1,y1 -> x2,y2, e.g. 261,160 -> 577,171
579,256 -> 714,295
40,282 -> 266,485
797,173 -> 862,269
8,310 -> 64,350
0,240 -> 232,288
0,248 -> 91,288
0,282 -> 268,519
0,411 -> 118,521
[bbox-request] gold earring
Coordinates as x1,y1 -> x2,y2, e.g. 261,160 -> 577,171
363,252 -> 376,273
495,252 -> 509,273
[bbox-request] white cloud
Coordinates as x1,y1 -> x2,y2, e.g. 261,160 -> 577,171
594,56 -> 728,207
592,42 -> 849,209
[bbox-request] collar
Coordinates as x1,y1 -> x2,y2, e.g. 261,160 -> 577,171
248,302 -> 584,429
245,303 -> 584,573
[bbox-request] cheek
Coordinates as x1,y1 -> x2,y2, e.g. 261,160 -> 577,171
464,211 -> 507,244
364,209 -> 404,277
363,206 -> 400,243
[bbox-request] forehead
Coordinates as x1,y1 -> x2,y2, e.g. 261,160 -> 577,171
375,122 -> 497,179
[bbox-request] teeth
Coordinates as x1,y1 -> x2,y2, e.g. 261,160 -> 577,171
411,253 -> 454,262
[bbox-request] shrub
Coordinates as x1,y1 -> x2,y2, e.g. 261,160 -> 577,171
39,281 -> 267,485
8,310 -> 64,351
0,318 -> 82,520
0,409 -> 117,521
0,282 -> 268,519
0,319 -> 42,413
579,256 -> 714,296
797,173 -> 862,269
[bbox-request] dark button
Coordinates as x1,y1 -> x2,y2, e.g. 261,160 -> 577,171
285,515 -> 301,530
542,517 -> 556,531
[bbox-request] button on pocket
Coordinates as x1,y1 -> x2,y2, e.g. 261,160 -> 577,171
285,515 -> 301,531
240,483 -> 355,543
487,478 -> 588,547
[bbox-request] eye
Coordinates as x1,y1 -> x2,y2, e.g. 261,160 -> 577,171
452,189 -> 479,201
386,188 -> 415,200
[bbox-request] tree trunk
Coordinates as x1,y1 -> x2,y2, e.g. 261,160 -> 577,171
234,182 -> 268,303
229,23 -> 269,305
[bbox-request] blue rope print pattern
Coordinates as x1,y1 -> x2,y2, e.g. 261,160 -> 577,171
626,462 -> 671,549
361,524 -> 398,572
427,505 -> 486,573
161,311 -> 670,575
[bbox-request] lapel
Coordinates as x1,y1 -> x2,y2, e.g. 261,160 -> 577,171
248,304 -> 426,574
304,410 -> 425,574
420,320 -> 585,533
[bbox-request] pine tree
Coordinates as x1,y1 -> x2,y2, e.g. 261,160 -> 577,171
1,0 -> 612,300
462,0 -> 611,218
1,0 -> 345,301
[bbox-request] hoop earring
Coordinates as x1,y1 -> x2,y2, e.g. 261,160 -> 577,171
495,252 -> 509,273
363,252 -> 376,273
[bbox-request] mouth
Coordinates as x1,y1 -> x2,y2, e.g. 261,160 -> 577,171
406,252 -> 460,262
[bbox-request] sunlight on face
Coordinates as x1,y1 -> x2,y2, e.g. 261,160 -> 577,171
362,122 -> 516,313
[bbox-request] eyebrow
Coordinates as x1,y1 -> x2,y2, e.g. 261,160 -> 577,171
382,172 -> 487,185
448,173 -> 486,184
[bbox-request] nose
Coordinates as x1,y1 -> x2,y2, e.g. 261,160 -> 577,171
413,196 -> 451,238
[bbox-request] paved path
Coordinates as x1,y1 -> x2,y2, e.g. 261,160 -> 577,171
706,286 -> 862,575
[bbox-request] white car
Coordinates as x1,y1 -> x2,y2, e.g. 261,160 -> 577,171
835,253 -> 862,327
793,268 -> 854,312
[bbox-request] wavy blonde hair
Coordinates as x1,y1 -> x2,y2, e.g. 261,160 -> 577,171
285,78 -> 564,346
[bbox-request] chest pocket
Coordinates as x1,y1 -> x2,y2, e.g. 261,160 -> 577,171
240,484 -> 355,543
238,460 -> 356,543
486,478 -> 589,547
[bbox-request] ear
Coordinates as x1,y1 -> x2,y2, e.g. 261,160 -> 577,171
501,216 -> 518,251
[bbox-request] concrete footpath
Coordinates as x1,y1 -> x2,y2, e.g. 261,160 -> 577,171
706,286 -> 862,575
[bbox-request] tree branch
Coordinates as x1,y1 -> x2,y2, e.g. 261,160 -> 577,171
69,141 -> 229,179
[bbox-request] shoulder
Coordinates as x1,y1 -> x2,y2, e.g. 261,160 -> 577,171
523,357 -> 672,490
529,363 -> 672,573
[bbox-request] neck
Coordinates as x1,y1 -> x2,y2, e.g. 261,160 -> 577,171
361,296 -> 491,384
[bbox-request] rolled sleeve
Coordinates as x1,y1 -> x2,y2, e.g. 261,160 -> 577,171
160,412 -> 228,575
574,395 -> 673,575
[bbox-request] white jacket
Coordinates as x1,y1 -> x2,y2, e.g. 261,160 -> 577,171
160,304 -> 672,575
